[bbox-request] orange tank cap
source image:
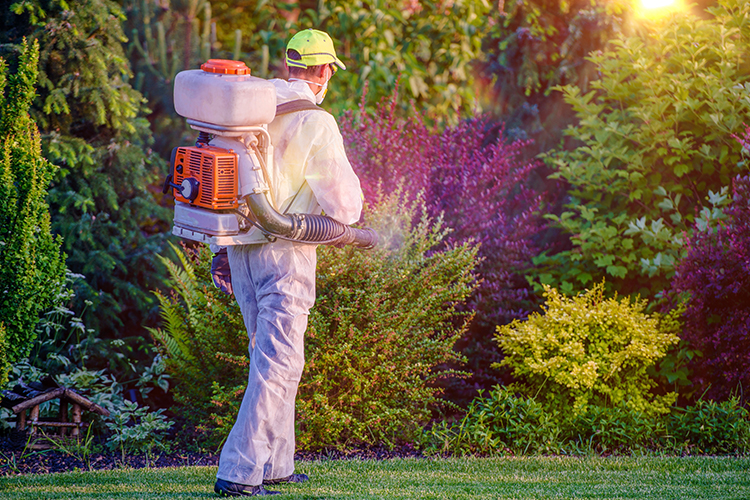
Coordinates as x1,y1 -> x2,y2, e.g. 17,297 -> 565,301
200,59 -> 251,75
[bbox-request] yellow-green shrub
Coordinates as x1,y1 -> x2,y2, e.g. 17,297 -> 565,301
495,282 -> 680,415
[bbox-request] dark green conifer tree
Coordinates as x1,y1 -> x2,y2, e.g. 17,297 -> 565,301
1,0 -> 172,348
0,38 -> 66,385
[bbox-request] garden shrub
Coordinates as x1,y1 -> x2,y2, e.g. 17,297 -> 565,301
495,282 -> 680,416
476,0 -> 632,150
340,89 -> 545,403
148,242 -> 247,428
151,190 -> 479,449
338,88 -> 432,206
341,89 -> 544,329
421,386 -> 563,456
567,402 -> 667,454
297,191 -> 477,449
0,38 -> 66,386
421,387 -> 668,456
667,173 -> 750,403
667,398 -> 750,455
421,388 -> 749,456
105,399 -> 174,460
537,0 -> 750,298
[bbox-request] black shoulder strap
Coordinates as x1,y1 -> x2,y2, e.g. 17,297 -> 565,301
275,99 -> 324,116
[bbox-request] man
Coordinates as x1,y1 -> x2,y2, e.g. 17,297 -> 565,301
212,29 -> 363,497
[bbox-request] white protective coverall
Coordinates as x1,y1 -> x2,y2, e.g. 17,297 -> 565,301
216,78 -> 363,486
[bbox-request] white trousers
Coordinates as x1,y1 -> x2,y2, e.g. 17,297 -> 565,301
217,240 -> 317,486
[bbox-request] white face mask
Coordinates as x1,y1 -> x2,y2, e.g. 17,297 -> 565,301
315,79 -> 329,104
289,74 -> 330,104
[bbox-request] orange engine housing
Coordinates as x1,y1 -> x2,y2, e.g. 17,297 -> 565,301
172,145 -> 239,210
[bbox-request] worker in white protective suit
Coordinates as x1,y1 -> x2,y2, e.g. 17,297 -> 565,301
212,29 -> 363,497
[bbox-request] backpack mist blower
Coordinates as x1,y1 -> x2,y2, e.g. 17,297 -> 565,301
164,59 -> 377,249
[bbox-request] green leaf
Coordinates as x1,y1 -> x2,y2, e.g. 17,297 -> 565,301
674,163 -> 691,178
605,265 -> 627,278
594,254 -> 615,267
576,272 -> 593,284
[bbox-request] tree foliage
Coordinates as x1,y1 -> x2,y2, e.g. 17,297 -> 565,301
2,0 -> 172,341
477,0 -> 633,148
0,38 -> 66,385
122,0 -> 215,157
123,0 -> 492,155
307,0 -> 492,120
536,0 -> 750,299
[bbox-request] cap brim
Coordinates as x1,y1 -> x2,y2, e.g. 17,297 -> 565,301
286,50 -> 346,71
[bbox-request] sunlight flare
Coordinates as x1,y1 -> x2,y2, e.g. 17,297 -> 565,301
641,0 -> 676,9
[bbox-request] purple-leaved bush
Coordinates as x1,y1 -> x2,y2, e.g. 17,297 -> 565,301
669,127 -> 750,403
340,85 -> 544,328
340,84 -> 433,204
426,117 -> 543,326
339,86 -> 545,401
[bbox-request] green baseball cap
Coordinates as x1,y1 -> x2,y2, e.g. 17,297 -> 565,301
286,29 -> 346,71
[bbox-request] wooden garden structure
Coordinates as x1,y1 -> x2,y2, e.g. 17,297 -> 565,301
5,386 -> 110,449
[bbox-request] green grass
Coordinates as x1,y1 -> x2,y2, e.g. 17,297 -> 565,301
1,457 -> 749,499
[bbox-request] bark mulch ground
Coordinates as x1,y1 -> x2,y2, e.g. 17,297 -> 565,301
0,449 -> 220,476
0,428 -> 425,476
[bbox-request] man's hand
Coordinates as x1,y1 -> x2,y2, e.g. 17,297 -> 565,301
211,248 -> 233,296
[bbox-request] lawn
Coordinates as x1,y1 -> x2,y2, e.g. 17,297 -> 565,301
1,456 -> 749,499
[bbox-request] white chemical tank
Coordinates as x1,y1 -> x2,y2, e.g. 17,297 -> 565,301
170,59 -> 277,246
173,59 -> 276,127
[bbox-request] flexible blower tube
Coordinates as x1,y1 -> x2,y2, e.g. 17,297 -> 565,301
244,193 -> 378,249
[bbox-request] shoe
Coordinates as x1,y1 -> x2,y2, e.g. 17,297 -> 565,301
214,478 -> 281,496
263,473 -> 309,485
